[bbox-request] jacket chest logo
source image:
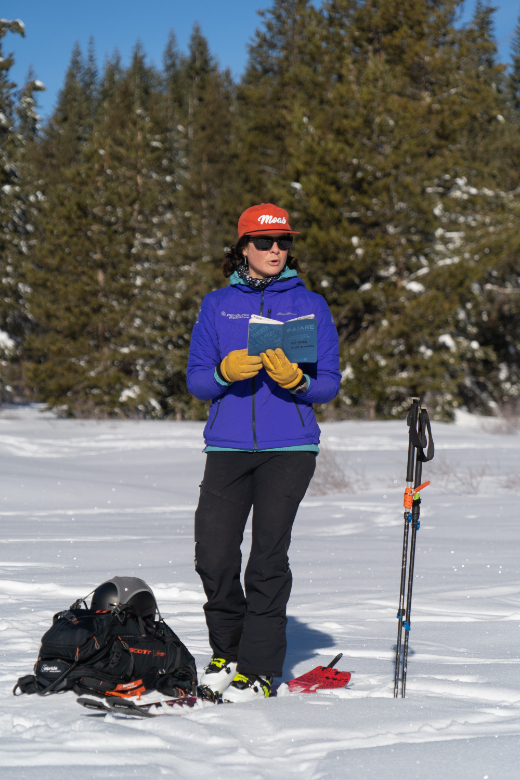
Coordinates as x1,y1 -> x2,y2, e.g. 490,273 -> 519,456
221,311 -> 251,320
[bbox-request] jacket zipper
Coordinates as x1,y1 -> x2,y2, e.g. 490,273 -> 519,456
291,394 -> 305,426
210,399 -> 221,429
252,290 -> 265,450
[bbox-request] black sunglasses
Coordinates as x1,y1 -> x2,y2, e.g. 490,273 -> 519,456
249,235 -> 293,251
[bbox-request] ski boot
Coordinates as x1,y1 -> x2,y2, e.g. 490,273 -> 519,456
223,673 -> 272,703
199,656 -> 237,694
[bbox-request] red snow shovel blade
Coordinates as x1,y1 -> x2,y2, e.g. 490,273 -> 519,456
287,667 -> 351,692
287,654 -> 351,692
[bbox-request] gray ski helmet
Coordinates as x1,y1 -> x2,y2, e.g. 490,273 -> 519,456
90,576 -> 157,618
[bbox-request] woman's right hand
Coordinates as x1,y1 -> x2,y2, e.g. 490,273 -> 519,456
220,349 -> 262,383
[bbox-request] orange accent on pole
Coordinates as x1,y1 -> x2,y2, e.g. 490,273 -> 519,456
403,488 -> 413,509
403,481 -> 430,509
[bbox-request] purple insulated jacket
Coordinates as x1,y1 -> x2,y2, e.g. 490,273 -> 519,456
187,272 -> 341,449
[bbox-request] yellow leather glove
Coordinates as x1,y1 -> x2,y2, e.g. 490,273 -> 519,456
220,349 -> 262,382
261,348 -> 303,390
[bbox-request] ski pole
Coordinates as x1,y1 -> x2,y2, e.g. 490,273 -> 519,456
401,444 -> 427,697
394,398 -> 419,699
393,398 -> 420,698
399,404 -> 434,698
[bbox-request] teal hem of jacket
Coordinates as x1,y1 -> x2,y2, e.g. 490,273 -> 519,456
204,444 -> 320,453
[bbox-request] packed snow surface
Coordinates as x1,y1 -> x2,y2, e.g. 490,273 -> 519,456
1,405 -> 519,779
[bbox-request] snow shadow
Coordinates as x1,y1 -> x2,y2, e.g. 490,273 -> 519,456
391,644 -> 416,657
283,615 -> 335,679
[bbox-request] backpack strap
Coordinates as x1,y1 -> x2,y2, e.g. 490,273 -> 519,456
69,587 -> 96,611
13,675 -> 44,696
164,636 -> 182,669
143,617 -> 165,640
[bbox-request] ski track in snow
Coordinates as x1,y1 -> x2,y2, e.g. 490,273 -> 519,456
1,406 -> 520,779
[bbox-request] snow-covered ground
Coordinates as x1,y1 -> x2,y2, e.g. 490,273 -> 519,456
1,405 -> 520,779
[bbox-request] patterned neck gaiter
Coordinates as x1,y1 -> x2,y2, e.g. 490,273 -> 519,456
236,262 -> 285,291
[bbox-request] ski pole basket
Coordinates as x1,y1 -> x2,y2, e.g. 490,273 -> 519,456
394,398 -> 434,698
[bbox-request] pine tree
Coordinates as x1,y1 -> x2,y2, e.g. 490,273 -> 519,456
99,49 -> 124,105
23,33 -> 237,419
236,0 -> 321,205
146,28 -> 208,418
0,18 -> 26,348
0,19 -> 46,402
436,1 -> 519,413
18,3 -> 517,420
470,1 -> 498,72
83,37 -> 99,118
131,25 -> 238,419
274,0 -> 514,419
24,46 -> 150,414
174,24 -> 236,255
278,1 -> 457,417
29,41 -> 100,189
12,68 -> 46,331
508,12 -> 520,112
152,25 -> 237,417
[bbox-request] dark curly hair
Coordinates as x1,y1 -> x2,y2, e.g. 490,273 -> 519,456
222,235 -> 304,278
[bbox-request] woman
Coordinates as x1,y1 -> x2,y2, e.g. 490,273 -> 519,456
187,203 -> 340,702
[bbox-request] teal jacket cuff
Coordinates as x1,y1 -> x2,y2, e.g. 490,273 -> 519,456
290,374 -> 311,394
214,366 -> 232,387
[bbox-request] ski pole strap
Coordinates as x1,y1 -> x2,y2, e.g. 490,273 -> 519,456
422,409 -> 434,463
409,408 -> 435,462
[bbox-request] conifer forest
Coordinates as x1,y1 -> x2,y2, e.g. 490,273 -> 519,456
1,1 -> 519,421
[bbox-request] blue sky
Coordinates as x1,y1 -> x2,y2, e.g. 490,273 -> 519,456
3,1 -> 519,118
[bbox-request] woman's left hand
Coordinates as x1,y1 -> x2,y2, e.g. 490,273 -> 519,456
261,348 -> 303,389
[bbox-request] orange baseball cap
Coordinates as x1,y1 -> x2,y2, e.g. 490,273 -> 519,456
238,203 -> 300,238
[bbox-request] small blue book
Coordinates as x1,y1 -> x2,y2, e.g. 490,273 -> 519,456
247,314 -> 317,363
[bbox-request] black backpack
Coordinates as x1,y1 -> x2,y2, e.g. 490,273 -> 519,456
13,577 -> 197,699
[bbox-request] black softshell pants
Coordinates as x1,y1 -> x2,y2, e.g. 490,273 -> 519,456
194,450 -> 316,678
